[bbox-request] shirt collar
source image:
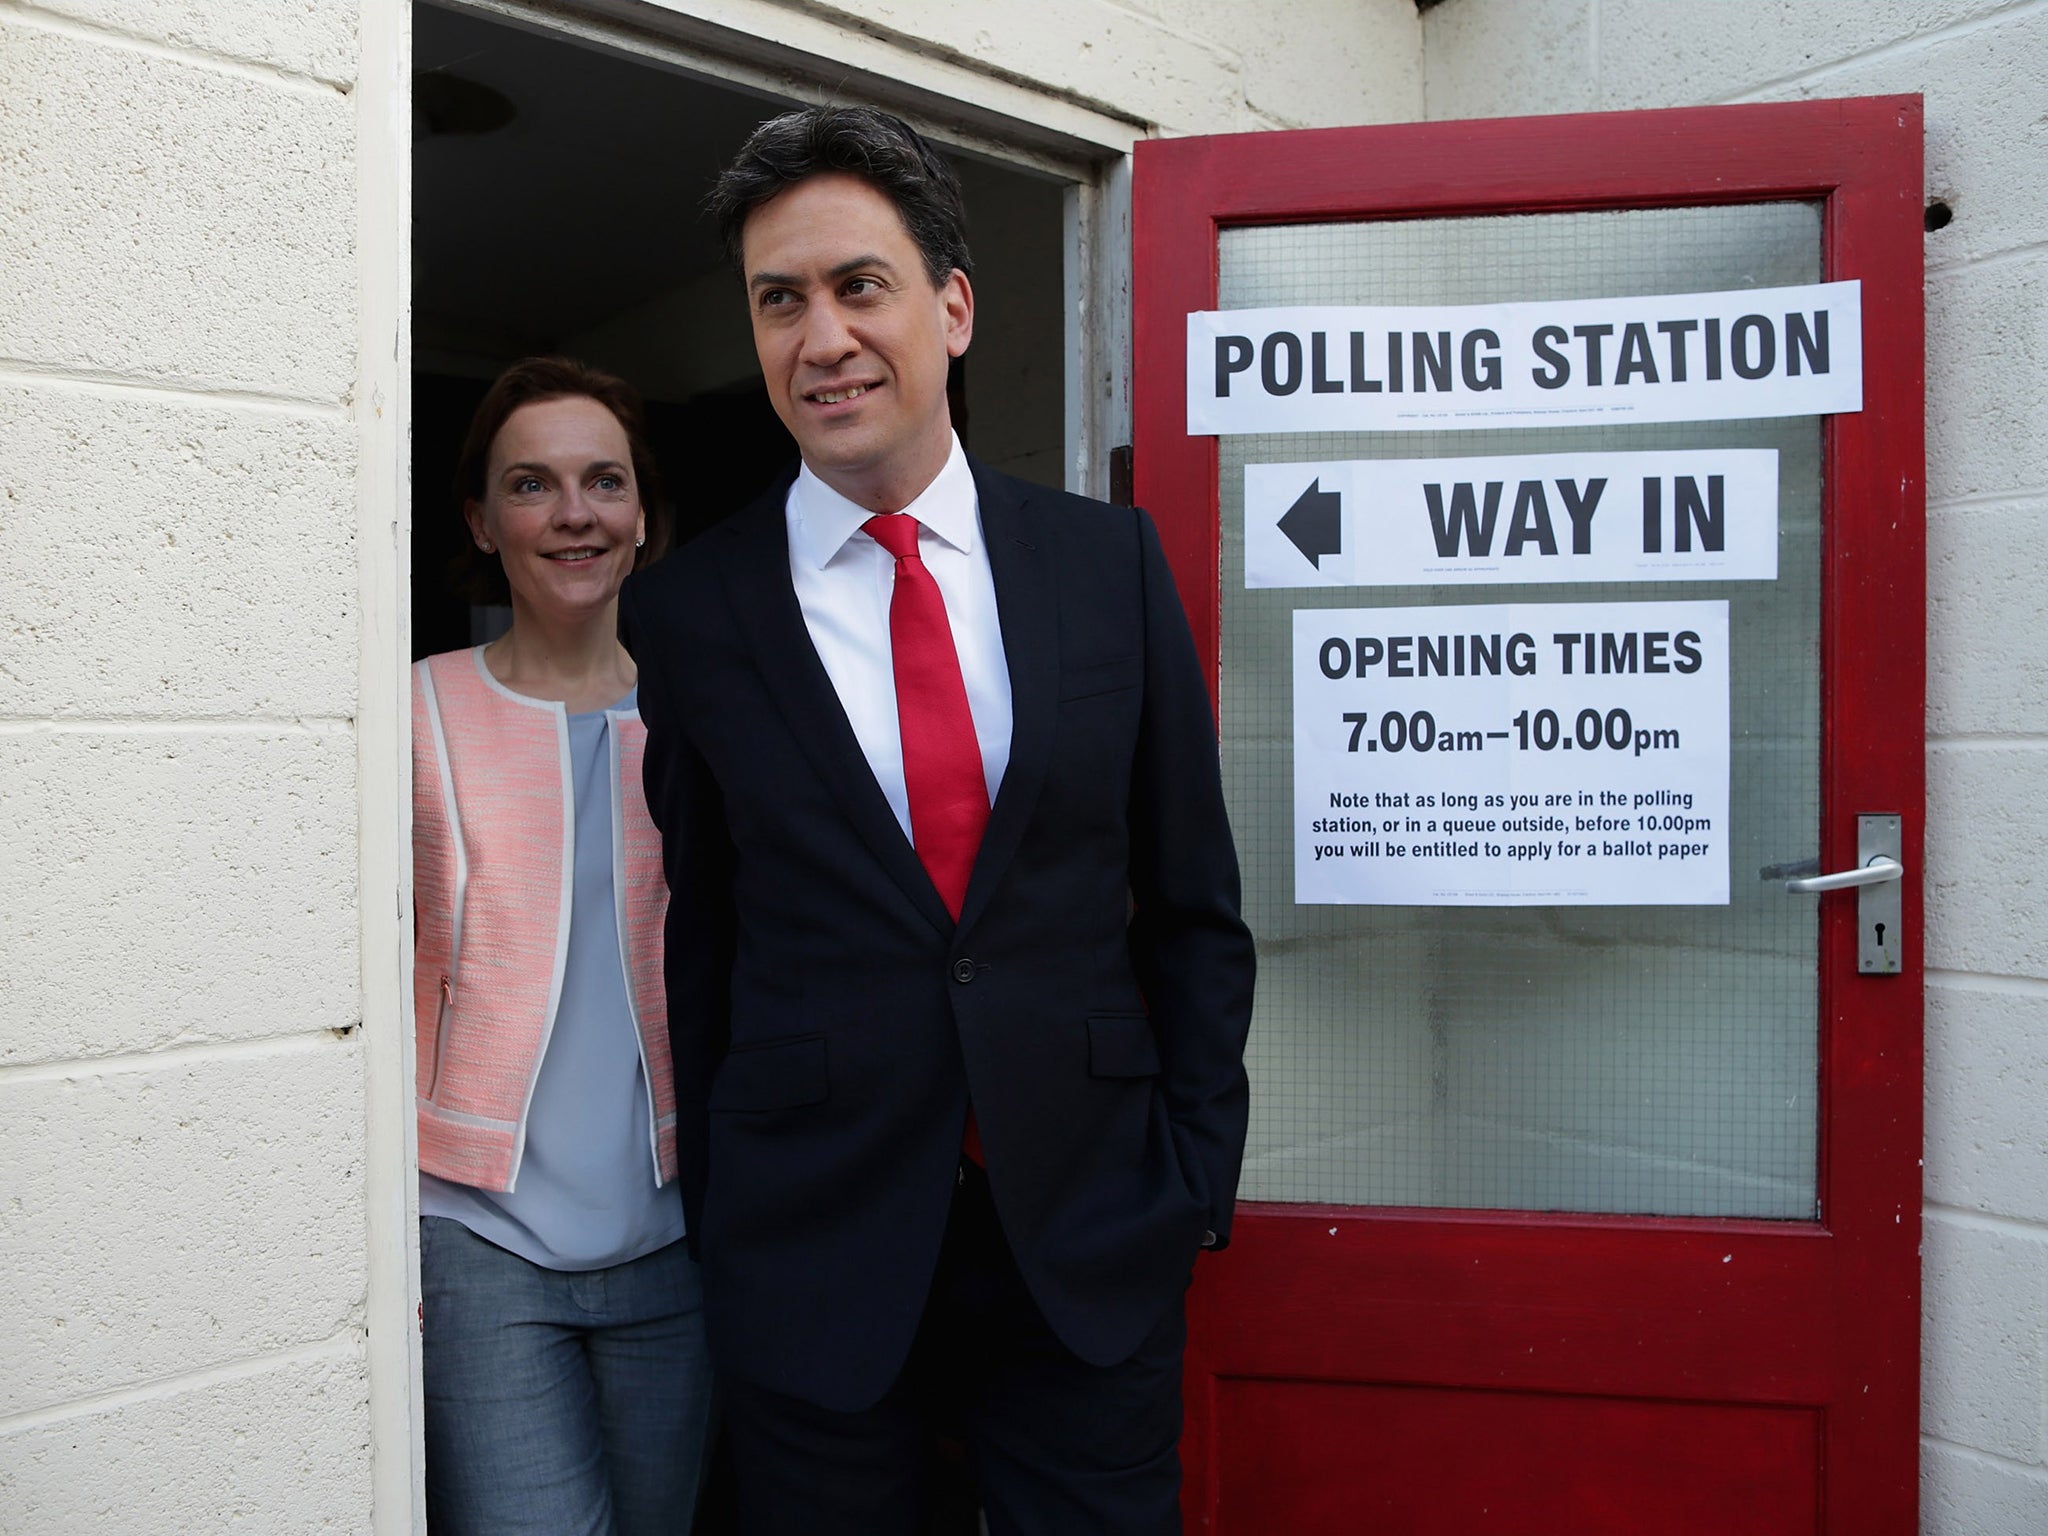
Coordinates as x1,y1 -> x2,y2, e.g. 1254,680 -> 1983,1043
789,434 -> 978,570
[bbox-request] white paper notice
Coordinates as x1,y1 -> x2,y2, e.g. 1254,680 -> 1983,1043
1247,450 -> 1778,588
1293,601 -> 1729,906
1188,281 -> 1861,434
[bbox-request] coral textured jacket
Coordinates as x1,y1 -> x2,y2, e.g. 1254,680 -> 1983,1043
411,646 -> 677,1194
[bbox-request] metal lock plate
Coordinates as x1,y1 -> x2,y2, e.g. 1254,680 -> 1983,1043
1857,813 -> 1902,975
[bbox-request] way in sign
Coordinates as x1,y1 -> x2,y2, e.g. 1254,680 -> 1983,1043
1278,478 -> 1342,567
1244,450 -> 1780,590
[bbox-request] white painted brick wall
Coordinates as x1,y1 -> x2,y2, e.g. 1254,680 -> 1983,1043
1136,0 -> 1422,130
9,0 -> 358,85
0,1044 -> 368,1417
1922,1212 -> 2048,1463
0,388 -> 357,721
1928,503 -> 2048,739
1594,0 -> 2022,112
0,15 -> 356,398
0,1346 -> 372,1535
1424,1 -> 2048,1526
1925,1439 -> 2048,1535
1926,981 -> 2048,1223
1928,746 -> 2048,980
0,0 -> 375,1529
0,731 -> 359,1066
808,0 -> 1423,132
1926,257 -> 2048,504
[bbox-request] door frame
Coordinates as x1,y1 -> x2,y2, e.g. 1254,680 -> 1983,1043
381,3 -> 1160,1526
1133,96 -> 1925,1531
431,0 -> 1145,502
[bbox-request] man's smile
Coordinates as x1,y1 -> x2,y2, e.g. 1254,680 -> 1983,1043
806,381 -> 880,405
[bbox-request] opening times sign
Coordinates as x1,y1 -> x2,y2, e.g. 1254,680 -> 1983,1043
1293,601 -> 1730,906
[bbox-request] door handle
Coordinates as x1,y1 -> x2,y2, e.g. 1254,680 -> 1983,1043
1771,814 -> 1904,975
1783,856 -> 1903,893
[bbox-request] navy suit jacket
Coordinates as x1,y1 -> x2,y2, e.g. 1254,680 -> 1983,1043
618,458 -> 1254,1413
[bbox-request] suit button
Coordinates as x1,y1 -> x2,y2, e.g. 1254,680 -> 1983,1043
951,958 -> 976,985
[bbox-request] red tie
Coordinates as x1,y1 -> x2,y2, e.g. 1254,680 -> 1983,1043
863,514 -> 990,920
864,513 -> 991,1166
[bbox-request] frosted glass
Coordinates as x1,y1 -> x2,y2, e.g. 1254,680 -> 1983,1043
1219,205 -> 1823,1218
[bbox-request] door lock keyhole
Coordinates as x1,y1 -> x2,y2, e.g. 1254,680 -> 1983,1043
1875,921 -> 1887,949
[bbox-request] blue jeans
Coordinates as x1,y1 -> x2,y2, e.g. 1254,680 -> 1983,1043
421,1216 -> 714,1536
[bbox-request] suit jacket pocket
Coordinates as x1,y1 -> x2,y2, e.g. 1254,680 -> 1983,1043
1088,1013 -> 1162,1077
1059,655 -> 1141,703
710,1034 -> 828,1112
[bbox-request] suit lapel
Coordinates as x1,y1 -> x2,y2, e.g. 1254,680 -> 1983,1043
716,484 -> 956,937
958,463 -> 1058,936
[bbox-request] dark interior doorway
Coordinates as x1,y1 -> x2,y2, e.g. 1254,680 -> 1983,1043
411,0 -> 1069,662
410,7 -> 1069,1528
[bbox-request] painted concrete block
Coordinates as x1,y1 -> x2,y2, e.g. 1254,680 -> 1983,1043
0,387 -> 356,720
0,1344 -> 371,1533
1922,1211 -> 2048,1464
1928,502 -> 2048,738
1596,0 -> 2017,111
1924,1439 -> 2048,1536
803,0 -> 1254,134
1702,3 -> 2048,274
0,730 -> 358,1065
1926,981 -> 2048,1224
0,18 -> 355,399
1426,1 -> 2044,276
1423,0 -> 1597,121
13,0 -> 358,87
1131,0 -> 1423,127
1927,257 -> 2048,505
0,1041 -> 367,1417
1925,746 -> 2048,980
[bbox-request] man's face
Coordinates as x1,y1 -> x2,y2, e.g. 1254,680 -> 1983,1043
741,172 -> 973,510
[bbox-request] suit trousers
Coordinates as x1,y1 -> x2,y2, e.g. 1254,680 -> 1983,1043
721,1162 -> 1187,1536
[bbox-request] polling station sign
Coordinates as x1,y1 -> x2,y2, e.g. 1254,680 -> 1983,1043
1293,601 -> 1730,906
1189,282 -> 1861,434
1246,449 -> 1778,588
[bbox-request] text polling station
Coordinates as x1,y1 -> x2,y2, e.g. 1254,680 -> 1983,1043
1191,281 -> 1865,906
1188,281 -> 1860,434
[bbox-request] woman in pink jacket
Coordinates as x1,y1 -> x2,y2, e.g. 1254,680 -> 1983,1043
413,357 -> 709,1534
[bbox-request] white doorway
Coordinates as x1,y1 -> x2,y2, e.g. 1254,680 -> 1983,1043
411,0 -> 1079,660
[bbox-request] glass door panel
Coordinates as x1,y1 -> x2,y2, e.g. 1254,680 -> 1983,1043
1220,203 -> 1823,1218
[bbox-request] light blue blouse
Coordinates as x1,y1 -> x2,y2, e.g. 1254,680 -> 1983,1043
420,689 -> 687,1271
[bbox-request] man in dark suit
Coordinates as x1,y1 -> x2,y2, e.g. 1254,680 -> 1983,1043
619,106 -> 1254,1535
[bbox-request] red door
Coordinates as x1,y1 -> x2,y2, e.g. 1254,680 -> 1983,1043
1134,99 -> 1923,1534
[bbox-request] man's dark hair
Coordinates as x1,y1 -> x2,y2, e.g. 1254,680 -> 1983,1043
707,106 -> 972,288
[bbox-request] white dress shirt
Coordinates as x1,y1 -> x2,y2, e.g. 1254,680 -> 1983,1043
785,435 -> 1012,841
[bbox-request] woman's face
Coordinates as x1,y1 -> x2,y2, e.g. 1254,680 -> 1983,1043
467,395 -> 646,626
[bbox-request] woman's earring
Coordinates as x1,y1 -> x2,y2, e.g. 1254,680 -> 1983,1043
478,539 -> 494,553
635,533 -> 646,548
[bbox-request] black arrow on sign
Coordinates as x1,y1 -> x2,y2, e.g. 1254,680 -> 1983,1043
1278,478 -> 1342,567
